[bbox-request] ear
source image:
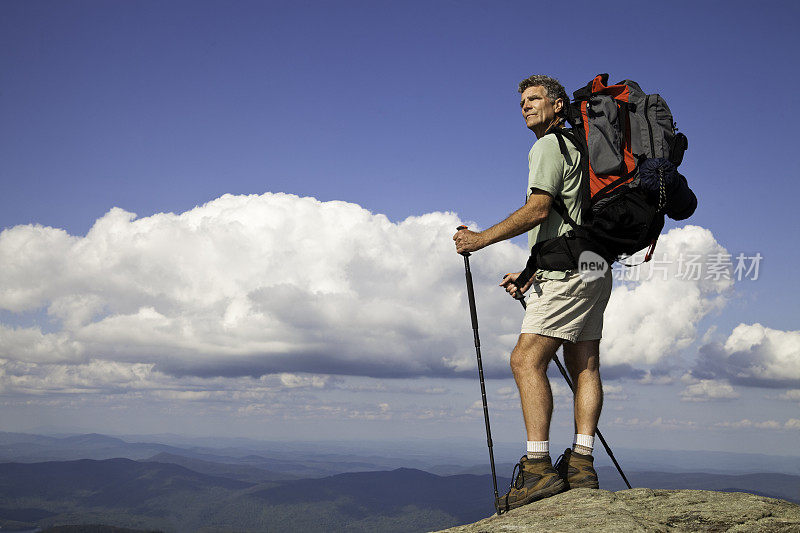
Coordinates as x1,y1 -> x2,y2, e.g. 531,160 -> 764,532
553,98 -> 564,114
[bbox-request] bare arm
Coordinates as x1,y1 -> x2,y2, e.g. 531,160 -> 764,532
453,189 -> 552,254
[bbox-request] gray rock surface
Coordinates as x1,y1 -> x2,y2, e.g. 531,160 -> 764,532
433,488 -> 800,532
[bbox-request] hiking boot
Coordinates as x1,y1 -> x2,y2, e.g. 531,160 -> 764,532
554,448 -> 599,489
499,455 -> 566,511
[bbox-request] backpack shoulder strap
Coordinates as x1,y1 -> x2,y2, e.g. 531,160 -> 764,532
545,127 -> 591,227
552,196 -> 579,230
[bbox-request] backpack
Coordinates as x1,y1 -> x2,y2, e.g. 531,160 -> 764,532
514,74 -> 696,287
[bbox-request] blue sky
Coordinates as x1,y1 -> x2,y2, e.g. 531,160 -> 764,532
1,0 -> 799,459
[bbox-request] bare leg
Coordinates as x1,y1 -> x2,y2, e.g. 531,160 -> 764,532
562,340 -> 603,437
510,333 -> 563,442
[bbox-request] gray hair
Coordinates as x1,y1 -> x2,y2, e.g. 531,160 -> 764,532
518,75 -> 569,116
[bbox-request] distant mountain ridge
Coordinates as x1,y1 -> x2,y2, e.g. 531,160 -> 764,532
0,431 -> 410,477
146,452 -> 297,483
4,431 -> 800,476
0,431 -> 181,463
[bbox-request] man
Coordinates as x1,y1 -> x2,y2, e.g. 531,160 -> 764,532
453,75 -> 612,510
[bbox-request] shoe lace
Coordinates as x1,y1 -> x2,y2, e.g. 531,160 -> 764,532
511,460 -> 525,490
553,452 -> 566,473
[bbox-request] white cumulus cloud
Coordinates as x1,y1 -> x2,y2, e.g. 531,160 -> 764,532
0,193 -> 525,380
695,323 -> 800,387
679,379 -> 740,402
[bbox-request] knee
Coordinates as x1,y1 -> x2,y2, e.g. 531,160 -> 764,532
509,345 -> 548,377
509,349 -> 527,377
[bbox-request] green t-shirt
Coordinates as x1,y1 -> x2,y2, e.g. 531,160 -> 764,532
526,134 -> 585,277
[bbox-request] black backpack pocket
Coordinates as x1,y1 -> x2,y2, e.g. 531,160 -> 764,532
665,173 -> 697,221
589,189 -> 660,257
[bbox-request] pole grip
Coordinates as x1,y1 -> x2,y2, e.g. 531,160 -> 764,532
456,226 -> 471,256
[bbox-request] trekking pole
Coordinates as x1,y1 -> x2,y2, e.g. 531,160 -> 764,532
514,295 -> 632,489
457,226 -> 501,514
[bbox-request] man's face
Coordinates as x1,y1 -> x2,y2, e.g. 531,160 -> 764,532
520,85 -> 562,132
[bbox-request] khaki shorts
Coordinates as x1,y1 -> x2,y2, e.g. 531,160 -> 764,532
521,268 -> 613,343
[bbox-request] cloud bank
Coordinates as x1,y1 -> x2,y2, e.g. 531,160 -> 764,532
0,192 -> 787,394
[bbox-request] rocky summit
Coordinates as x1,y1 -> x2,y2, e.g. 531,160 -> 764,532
433,488 -> 800,532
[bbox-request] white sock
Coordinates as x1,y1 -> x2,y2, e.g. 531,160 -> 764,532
573,433 -> 594,456
527,440 -> 549,459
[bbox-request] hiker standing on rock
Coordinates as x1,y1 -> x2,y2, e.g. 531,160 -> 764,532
453,74 -> 611,510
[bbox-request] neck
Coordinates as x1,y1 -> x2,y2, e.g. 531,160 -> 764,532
532,117 -> 562,139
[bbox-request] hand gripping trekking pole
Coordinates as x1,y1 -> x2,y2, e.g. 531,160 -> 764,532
457,226 -> 501,514
513,294 -> 632,489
